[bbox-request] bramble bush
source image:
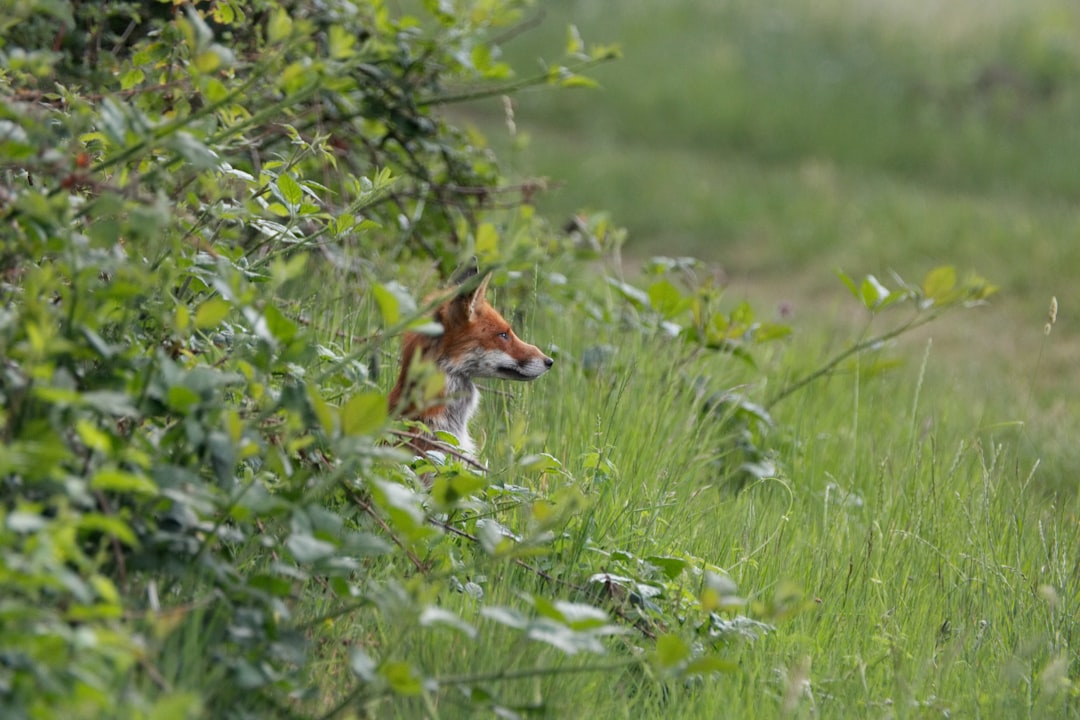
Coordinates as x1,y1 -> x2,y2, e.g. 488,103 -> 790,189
0,1 -> 996,717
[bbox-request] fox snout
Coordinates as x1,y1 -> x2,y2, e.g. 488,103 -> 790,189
497,350 -> 553,381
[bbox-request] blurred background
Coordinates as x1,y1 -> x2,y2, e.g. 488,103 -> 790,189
457,0 -> 1080,484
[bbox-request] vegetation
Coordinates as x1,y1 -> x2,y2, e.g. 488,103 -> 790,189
1,1 -> 1077,720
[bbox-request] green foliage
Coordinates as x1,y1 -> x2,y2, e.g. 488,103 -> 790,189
0,0 -> 622,716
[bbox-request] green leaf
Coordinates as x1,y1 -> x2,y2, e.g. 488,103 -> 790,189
754,322 -> 793,342
120,68 -> 145,90
419,607 -> 477,638
277,173 -> 304,208
730,301 -> 754,326
167,385 -> 201,414
286,533 -> 337,563
167,132 -> 218,169
923,265 -> 957,301
373,282 -> 417,327
566,24 -> 584,55
263,304 -> 298,343
78,513 -> 138,546
75,419 -> 112,453
0,120 -> 33,160
645,555 -> 688,580
481,606 -> 529,630
371,479 -> 432,543
836,269 -> 859,299
552,601 -> 609,630
560,73 -> 599,89
590,43 -> 622,61
647,279 -> 687,319
90,469 -> 158,496
328,25 -> 356,59
307,387 -> 334,434
655,634 -> 690,669
518,453 -> 563,472
82,391 -> 138,416
381,661 -> 423,696
195,48 -> 221,73
475,222 -> 499,261
652,634 -> 686,669
147,692 -> 203,720
195,297 -> 231,328
203,77 -> 229,103
607,278 -> 649,309
860,275 -> 890,310
267,7 -> 293,42
340,392 -> 387,436
430,471 -> 487,507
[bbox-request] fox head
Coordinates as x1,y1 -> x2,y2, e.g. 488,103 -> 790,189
433,271 -> 554,381
388,267 -> 553,457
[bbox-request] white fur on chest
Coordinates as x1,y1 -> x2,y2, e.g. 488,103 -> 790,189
430,371 -> 479,456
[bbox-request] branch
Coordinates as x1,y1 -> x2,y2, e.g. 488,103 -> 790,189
347,487 -> 426,572
388,429 -> 491,474
417,55 -> 618,107
766,310 -> 942,409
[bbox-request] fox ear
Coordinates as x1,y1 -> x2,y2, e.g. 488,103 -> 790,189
467,272 -> 491,320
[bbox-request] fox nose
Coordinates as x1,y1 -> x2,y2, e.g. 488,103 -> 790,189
543,356 -> 554,368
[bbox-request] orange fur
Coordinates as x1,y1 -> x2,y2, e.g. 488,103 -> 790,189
389,272 -> 553,457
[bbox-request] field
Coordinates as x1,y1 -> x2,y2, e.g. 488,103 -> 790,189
459,0 -> 1080,404
415,0 -> 1080,716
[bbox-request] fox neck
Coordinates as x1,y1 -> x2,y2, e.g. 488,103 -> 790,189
389,333 -> 480,456
432,370 -> 479,456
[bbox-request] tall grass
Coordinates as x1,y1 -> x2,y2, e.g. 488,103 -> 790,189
304,1 -> 1080,715
304,268 -> 1080,716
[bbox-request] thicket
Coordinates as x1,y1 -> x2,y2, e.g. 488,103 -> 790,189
0,1 -> 995,717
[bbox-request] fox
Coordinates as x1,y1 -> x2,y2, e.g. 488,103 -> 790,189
388,268 -> 553,459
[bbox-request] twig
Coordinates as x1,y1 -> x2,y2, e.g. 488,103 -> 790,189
346,487 -> 426,572
388,429 -> 491,474
94,489 -> 129,588
766,311 -> 941,409
417,55 -> 618,107
489,9 -> 547,46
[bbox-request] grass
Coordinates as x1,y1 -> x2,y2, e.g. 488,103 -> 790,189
312,286 -> 1080,716
303,0 -> 1080,716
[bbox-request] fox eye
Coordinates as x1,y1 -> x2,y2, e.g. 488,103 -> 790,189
497,331 -> 510,341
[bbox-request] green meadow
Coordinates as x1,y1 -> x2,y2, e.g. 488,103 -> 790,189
462,0 -> 1080,392
424,0 -> 1080,715
449,0 -> 1080,479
